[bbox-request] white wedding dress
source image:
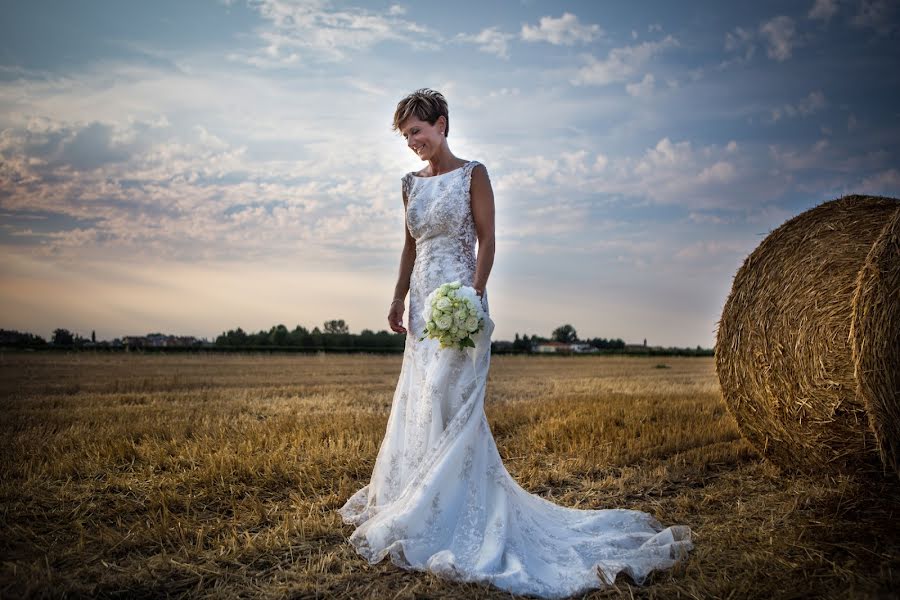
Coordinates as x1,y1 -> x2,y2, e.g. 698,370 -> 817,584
338,160 -> 694,598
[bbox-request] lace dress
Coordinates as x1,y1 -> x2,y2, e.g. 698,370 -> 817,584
338,160 -> 694,599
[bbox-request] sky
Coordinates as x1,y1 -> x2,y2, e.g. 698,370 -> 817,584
1,0 -> 898,348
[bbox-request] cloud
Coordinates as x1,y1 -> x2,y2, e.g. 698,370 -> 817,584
0,98 -> 407,266
571,36 -> 677,86
697,161 -> 737,184
724,26 -> 756,61
674,240 -> 748,261
851,0 -> 899,34
520,12 -> 602,45
614,137 -> 782,209
859,168 -> 900,195
492,136 -> 767,212
230,0 -> 439,65
457,27 -> 514,59
688,211 -> 730,225
770,90 -> 826,122
759,16 -> 797,61
635,137 -> 692,171
625,73 -> 655,97
808,0 -> 840,20
766,135 -> 862,174
725,15 -> 802,65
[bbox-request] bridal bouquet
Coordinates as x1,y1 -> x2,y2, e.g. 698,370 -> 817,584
419,281 -> 485,350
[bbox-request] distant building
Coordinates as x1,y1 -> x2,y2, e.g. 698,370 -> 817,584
535,341 -> 567,353
570,343 -> 598,353
146,334 -> 168,347
534,341 -> 598,354
123,334 -> 200,348
122,336 -> 146,348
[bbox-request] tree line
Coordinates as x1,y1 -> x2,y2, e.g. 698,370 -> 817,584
0,322 -> 712,356
508,324 -> 628,350
214,320 -> 405,352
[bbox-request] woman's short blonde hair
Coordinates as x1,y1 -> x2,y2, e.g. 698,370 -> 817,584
392,88 -> 449,137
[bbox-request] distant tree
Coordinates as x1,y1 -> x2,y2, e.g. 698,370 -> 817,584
52,328 -> 75,347
268,324 -> 289,346
215,327 -> 249,346
512,332 -> 531,352
323,319 -> 349,334
0,329 -> 47,348
91,330 -> 96,343
288,325 -> 309,347
551,324 -> 578,343
588,337 -> 625,350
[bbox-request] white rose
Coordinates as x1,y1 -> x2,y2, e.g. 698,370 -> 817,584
449,281 -> 462,289
436,314 -> 453,330
436,297 -> 452,311
465,316 -> 479,332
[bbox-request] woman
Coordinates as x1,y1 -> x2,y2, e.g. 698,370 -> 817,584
338,89 -> 694,599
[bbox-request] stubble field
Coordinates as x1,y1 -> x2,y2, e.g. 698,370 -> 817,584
1,352 -> 898,599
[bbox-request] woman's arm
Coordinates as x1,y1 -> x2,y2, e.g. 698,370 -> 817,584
388,186 -> 417,333
470,164 -> 495,297
393,188 -> 417,300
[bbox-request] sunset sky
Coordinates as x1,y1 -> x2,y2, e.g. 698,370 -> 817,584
1,0 -> 898,347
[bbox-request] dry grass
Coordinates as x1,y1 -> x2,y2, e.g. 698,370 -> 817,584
1,352 -> 898,599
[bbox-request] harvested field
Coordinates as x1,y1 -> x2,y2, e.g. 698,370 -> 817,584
1,352 -> 897,599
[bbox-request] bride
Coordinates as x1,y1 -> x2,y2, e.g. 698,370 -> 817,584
338,88 -> 694,598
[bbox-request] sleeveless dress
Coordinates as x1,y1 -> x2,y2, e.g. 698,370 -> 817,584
338,160 -> 694,599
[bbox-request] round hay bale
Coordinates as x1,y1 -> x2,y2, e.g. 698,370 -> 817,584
852,207 -> 900,475
715,194 -> 900,477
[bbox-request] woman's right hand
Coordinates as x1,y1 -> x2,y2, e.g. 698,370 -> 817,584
388,300 -> 407,334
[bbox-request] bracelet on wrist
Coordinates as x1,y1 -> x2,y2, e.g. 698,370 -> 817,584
390,298 -> 404,305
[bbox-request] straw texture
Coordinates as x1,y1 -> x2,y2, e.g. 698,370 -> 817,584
716,194 -> 900,477
851,207 -> 900,476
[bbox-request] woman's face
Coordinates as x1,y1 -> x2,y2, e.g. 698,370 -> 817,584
400,116 -> 445,161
